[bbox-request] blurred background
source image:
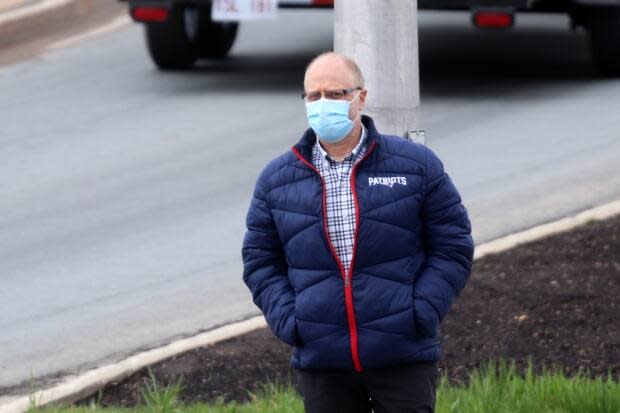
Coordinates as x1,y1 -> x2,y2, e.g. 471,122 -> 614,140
1,0 -> 619,402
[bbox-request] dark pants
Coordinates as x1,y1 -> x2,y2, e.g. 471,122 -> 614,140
293,361 -> 438,413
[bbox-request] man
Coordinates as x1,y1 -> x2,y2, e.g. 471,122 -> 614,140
241,52 -> 474,413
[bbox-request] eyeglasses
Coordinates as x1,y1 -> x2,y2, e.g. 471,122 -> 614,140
301,87 -> 362,102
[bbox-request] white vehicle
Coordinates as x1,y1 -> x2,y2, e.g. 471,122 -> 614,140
120,0 -> 620,76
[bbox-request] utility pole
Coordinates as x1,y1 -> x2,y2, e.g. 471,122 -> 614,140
334,0 -> 422,143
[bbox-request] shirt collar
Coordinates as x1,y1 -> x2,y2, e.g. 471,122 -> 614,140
316,124 -> 367,164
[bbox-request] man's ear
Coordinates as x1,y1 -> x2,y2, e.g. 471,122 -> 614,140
358,89 -> 367,111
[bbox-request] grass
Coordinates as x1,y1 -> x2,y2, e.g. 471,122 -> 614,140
26,359 -> 620,413
435,359 -> 620,413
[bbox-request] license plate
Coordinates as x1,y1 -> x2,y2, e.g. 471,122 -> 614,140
212,0 -> 278,21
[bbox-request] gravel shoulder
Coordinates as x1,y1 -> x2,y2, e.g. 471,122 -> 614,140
77,213 -> 620,406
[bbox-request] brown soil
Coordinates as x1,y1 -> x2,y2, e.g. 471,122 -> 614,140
77,214 -> 620,407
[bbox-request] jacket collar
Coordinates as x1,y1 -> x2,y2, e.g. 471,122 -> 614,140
292,114 -> 381,164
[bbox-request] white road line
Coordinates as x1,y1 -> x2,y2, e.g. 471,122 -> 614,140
0,0 -> 70,25
0,0 -> 30,14
2,197 -> 620,413
46,15 -> 131,51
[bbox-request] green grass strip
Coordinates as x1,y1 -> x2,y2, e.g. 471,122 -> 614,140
27,359 -> 620,413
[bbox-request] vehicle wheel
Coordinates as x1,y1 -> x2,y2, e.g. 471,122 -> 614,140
145,7 -> 199,70
195,8 -> 238,59
585,7 -> 620,76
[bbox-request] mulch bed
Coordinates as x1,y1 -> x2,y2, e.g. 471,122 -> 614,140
77,214 -> 620,407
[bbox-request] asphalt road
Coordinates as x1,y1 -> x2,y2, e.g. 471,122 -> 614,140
1,9 -> 619,394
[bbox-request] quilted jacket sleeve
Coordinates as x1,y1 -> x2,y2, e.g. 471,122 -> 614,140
413,147 -> 475,337
241,168 -> 300,347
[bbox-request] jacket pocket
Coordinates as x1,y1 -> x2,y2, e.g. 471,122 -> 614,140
409,301 -> 418,340
293,294 -> 305,347
408,285 -> 417,340
294,316 -> 304,347
413,295 -> 439,338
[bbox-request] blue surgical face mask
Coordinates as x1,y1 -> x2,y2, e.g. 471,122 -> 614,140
305,93 -> 360,143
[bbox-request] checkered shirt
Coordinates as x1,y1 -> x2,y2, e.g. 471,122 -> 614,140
312,125 -> 368,275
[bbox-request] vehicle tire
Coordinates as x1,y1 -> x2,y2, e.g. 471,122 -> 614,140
145,7 -> 199,70
195,8 -> 238,59
584,7 -> 620,76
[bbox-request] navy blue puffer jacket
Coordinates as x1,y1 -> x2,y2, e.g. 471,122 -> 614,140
242,115 -> 474,372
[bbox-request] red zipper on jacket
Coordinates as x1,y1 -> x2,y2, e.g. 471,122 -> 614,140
291,140 -> 377,373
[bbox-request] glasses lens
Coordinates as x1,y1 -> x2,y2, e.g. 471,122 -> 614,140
325,90 -> 346,100
304,88 -> 359,102
306,91 -> 321,102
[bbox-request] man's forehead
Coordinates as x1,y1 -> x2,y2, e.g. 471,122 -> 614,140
304,57 -> 357,90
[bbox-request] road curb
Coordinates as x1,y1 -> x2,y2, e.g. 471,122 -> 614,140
0,0 -> 93,42
2,197 -> 620,413
474,198 -> 620,260
0,316 -> 268,413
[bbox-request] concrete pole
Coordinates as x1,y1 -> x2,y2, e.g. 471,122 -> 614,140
334,0 -> 421,140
